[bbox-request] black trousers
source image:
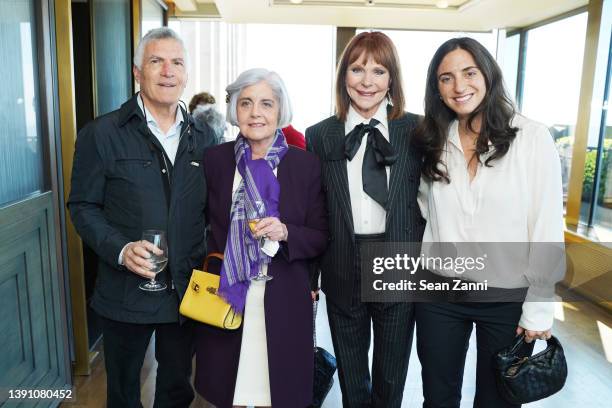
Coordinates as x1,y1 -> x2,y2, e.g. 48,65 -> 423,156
99,314 -> 194,408
327,298 -> 414,408
327,233 -> 415,408
415,302 -> 533,408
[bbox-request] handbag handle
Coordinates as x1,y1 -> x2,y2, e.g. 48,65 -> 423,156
506,334 -> 562,357
203,252 -> 224,270
313,300 -> 318,349
508,334 -> 527,354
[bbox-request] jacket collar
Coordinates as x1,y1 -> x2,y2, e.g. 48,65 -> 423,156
117,94 -> 144,127
117,93 -> 195,130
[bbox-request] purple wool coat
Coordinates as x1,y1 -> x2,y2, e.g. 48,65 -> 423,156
194,142 -> 329,408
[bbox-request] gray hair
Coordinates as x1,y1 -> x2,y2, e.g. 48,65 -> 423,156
133,27 -> 188,70
226,68 -> 293,128
193,104 -> 227,144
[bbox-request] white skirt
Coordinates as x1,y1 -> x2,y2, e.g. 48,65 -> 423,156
232,264 -> 271,406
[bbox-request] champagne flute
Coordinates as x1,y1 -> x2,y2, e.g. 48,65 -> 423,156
247,200 -> 265,244
247,200 -> 273,282
139,229 -> 168,291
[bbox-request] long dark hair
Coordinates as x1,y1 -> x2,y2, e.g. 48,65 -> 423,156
416,37 -> 518,182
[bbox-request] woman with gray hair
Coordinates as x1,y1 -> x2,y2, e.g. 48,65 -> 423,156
193,68 -> 328,408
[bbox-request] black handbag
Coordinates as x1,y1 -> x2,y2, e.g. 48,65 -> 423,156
494,334 -> 567,404
311,299 -> 337,408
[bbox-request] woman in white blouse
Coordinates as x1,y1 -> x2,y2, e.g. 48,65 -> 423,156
415,37 -> 565,407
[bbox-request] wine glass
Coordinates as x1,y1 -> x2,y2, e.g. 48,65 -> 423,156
139,229 -> 168,291
247,200 -> 273,282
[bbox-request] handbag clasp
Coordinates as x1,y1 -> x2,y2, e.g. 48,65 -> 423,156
192,282 -> 200,292
206,286 -> 217,295
507,357 -> 529,376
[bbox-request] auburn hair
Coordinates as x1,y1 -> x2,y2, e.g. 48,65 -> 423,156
335,31 -> 405,122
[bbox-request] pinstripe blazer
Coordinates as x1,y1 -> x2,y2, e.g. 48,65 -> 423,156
306,112 -> 425,309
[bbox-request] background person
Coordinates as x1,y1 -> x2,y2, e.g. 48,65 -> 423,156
306,31 -> 424,408
193,68 -> 328,408
189,91 -> 226,144
282,123 -> 306,149
188,90 -> 216,113
68,28 -> 217,408
415,37 -> 565,408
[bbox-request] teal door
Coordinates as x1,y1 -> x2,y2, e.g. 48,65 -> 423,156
0,0 -> 71,406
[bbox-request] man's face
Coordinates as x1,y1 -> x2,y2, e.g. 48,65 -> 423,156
133,38 -> 187,110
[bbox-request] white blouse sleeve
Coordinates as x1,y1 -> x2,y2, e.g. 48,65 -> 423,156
519,121 -> 566,331
417,176 -> 430,221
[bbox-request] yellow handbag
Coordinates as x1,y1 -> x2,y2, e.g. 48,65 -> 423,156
179,252 -> 242,330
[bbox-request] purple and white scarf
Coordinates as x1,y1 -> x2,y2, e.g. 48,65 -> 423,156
218,130 -> 288,313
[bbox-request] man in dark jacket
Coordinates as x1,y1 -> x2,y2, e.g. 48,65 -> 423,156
68,28 -> 216,408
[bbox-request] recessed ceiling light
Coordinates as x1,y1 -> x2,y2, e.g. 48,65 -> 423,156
436,0 -> 449,8
290,0 -> 304,4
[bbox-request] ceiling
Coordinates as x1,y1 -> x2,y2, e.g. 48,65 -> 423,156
167,0 -> 588,31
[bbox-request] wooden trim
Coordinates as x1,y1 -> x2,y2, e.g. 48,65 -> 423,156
564,229 -> 592,244
510,5 -> 587,32
41,0 -> 73,386
132,0 -> 141,53
89,0 -> 98,117
167,2 -> 219,18
566,0 -> 606,226
132,0 -> 142,93
335,27 -> 356,65
54,0 -> 90,376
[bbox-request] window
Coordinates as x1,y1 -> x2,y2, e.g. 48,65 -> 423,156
142,0 -> 164,36
0,0 -> 44,206
519,13 -> 588,204
356,29 -> 497,115
501,33 -> 520,104
585,40 -> 612,240
169,20 -> 335,138
91,0 -> 132,115
240,24 -> 335,133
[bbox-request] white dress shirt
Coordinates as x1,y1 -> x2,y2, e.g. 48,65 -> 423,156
137,95 -> 184,164
345,102 -> 390,234
418,114 -> 566,330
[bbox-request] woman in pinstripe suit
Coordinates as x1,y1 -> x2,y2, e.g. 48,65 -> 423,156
306,31 -> 425,408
